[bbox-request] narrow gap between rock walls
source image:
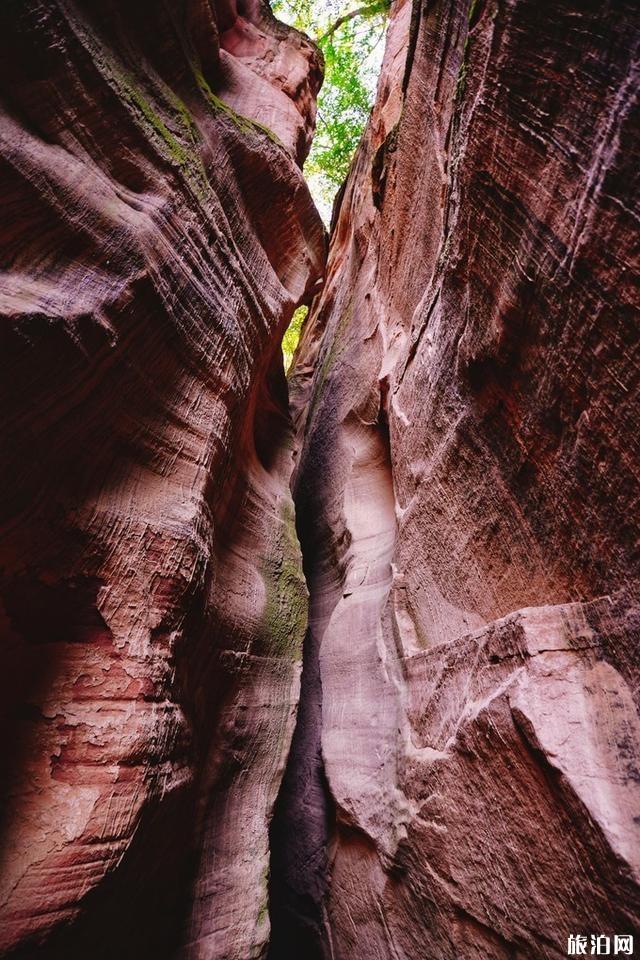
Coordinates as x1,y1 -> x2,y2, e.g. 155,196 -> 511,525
277,0 -> 391,372
267,1 -> 391,955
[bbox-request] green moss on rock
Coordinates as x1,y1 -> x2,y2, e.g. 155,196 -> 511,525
192,63 -> 283,147
260,501 -> 307,660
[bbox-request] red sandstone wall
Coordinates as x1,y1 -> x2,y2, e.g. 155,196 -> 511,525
282,0 -> 640,955
0,2 -> 324,956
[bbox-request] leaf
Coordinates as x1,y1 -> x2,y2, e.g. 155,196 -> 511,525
272,0 -> 389,216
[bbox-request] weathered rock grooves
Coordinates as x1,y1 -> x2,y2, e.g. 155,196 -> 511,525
1,0 -> 639,958
278,0 -> 640,957
0,2 -> 323,957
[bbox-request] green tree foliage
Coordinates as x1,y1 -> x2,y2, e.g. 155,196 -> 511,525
272,0 -> 389,215
274,0 -> 389,368
282,305 -> 308,371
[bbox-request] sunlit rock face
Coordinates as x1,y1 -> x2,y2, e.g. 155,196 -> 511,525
278,0 -> 640,955
0,1 -> 324,957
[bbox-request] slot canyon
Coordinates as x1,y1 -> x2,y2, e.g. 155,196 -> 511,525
0,0 -> 638,958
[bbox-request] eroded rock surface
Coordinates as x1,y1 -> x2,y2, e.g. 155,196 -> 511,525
0,2 -> 323,957
277,0 -> 640,956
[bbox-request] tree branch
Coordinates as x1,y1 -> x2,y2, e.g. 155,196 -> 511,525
318,1 -> 388,42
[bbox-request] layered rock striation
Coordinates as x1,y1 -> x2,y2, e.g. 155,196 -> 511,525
276,0 -> 640,956
0,2 -> 324,957
2,0 -> 640,957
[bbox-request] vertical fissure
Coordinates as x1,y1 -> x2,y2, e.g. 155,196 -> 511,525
266,474 -> 336,960
268,7 -> 392,944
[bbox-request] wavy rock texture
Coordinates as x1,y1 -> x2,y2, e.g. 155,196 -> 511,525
274,0 -> 640,956
0,2 -> 324,957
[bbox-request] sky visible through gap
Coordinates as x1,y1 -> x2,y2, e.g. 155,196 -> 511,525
276,0 -> 389,368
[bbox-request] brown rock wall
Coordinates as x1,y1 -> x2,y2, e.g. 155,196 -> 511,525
282,0 -> 640,956
0,2 -> 324,957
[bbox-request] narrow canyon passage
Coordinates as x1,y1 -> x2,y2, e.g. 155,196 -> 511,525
271,0 -> 640,954
0,0 -> 639,959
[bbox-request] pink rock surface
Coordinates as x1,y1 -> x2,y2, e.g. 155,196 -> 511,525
0,1 -> 323,957
217,0 -> 322,163
1,0 -> 639,957
278,0 -> 640,956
